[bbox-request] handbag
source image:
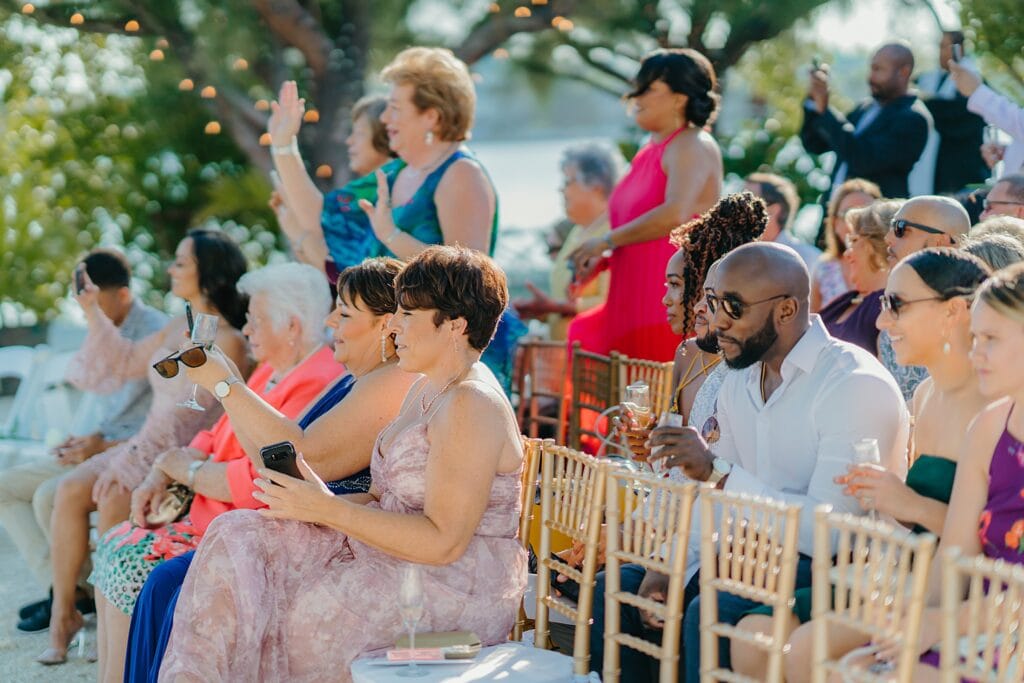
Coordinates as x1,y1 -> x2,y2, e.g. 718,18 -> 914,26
144,483 -> 194,527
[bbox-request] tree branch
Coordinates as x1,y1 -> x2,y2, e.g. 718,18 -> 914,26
251,0 -> 333,78
454,0 -> 580,65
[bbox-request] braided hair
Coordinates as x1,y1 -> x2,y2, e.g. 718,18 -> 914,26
669,192 -> 768,334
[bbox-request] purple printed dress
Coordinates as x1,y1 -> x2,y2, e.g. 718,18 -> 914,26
160,420 -> 527,682
921,406 -> 1024,672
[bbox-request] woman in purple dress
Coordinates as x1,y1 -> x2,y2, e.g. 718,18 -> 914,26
902,261 -> 1024,677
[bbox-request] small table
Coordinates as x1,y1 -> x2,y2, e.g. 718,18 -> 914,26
351,642 -> 576,682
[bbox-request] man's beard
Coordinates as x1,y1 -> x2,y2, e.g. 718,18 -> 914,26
694,329 -> 720,354
719,315 -> 778,369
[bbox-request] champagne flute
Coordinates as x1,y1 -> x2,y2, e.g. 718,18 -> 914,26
983,125 -> 1001,182
851,438 -> 882,521
177,313 -> 217,412
621,381 -> 652,467
397,564 -> 428,678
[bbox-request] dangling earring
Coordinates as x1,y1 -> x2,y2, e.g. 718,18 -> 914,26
381,334 -> 388,362
942,341 -> 951,355
425,130 -> 434,146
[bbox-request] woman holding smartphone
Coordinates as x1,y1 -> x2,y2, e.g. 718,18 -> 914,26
39,230 -> 249,667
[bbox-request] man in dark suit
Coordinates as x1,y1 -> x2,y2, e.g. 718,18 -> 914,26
801,43 -> 932,199
919,31 -> 988,193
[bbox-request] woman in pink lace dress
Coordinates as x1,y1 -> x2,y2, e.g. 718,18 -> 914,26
161,246 -> 527,682
38,230 -> 250,665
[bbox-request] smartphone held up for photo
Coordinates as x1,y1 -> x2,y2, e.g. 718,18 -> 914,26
74,265 -> 86,294
260,441 -> 303,482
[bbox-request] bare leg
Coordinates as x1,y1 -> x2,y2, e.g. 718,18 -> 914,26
38,470 -> 95,663
731,613 -> 797,679
94,485 -> 132,680
786,619 -> 870,683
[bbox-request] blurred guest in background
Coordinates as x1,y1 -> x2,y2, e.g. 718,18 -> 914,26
950,59 -> 1024,177
744,172 -> 821,270
811,178 -> 881,311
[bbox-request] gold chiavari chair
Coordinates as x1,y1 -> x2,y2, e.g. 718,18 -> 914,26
810,506 -> 936,683
611,352 -> 676,418
535,442 -> 612,676
699,489 -> 803,683
514,339 -> 568,440
603,470 -> 698,683
512,437 -> 547,642
568,342 -> 616,451
940,548 -> 1024,683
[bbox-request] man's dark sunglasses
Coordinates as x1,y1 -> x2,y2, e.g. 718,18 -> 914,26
705,292 -> 790,320
152,346 -> 207,379
890,218 -> 947,239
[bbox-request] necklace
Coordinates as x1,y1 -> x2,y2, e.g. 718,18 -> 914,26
420,370 -> 466,414
409,143 -> 459,177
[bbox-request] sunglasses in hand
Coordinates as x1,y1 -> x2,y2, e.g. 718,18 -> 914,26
152,346 -> 208,379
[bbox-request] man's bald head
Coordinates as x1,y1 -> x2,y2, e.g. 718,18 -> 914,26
869,42 -> 914,101
885,195 -> 969,264
718,242 -> 811,309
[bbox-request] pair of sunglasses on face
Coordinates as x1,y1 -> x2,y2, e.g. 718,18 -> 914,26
153,346 -> 207,379
889,218 -> 952,241
704,290 -> 790,320
879,293 -> 946,319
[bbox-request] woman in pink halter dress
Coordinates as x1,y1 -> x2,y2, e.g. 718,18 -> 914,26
568,48 -> 723,362
160,247 -> 527,682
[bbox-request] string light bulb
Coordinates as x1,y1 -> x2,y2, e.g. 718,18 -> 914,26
303,109 -> 320,123
259,133 -> 272,146
70,12 -> 84,25
488,2 -> 499,11
149,49 -> 164,61
315,164 -> 333,178
200,86 -> 217,99
124,20 -> 140,32
254,99 -> 270,111
178,78 -> 194,91
232,58 -> 249,71
493,48 -> 510,60
21,4 -> 35,15
156,38 -> 169,48
204,121 -> 221,135
513,7 -> 531,18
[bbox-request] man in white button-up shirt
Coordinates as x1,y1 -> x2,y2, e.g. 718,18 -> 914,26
586,242 -> 909,681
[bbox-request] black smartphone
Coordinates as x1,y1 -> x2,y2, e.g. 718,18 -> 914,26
260,441 -> 302,482
952,44 -> 963,63
74,265 -> 86,294
811,56 -> 822,72
184,301 -> 194,336
549,551 -> 581,603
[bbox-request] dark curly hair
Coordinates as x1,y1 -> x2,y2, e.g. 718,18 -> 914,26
627,48 -> 720,127
669,192 -> 768,333
187,228 -> 248,331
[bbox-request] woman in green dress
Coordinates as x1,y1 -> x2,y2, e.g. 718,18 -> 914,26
730,248 -> 993,681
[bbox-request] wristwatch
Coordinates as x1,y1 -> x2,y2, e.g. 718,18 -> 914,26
706,456 -> 732,486
214,376 -> 241,401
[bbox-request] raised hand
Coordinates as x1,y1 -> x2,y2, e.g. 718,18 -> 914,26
268,80 -> 305,147
357,169 -> 400,244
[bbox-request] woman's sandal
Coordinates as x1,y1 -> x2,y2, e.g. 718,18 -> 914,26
35,618 -> 86,666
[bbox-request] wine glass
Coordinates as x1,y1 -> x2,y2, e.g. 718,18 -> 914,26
177,313 -> 217,412
619,381 -> 652,465
397,564 -> 428,678
983,125 -> 1001,182
851,438 -> 882,521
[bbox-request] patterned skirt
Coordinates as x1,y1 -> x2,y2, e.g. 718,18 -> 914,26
89,518 -> 201,614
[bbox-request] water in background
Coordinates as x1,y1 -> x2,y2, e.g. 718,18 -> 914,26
472,136 -> 614,298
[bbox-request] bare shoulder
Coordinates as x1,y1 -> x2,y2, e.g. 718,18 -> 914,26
962,397 -> 1013,472
353,365 -> 419,399
668,127 -> 720,159
439,157 -> 489,190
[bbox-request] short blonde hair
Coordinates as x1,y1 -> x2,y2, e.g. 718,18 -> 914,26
846,199 -> 900,269
824,178 -> 882,260
381,47 -> 476,142
978,261 -> 1024,325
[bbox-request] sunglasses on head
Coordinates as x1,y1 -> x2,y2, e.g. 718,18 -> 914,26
153,346 -> 207,379
890,218 -> 947,240
879,293 -> 944,319
705,292 -> 790,320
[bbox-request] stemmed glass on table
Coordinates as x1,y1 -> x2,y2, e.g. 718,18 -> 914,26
177,313 -> 218,412
397,564 -> 428,677
851,438 -> 882,521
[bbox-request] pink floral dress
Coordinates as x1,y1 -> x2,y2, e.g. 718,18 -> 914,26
67,313 -> 221,491
160,420 -> 527,682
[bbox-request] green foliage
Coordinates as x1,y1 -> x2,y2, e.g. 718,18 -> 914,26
961,0 -> 1024,99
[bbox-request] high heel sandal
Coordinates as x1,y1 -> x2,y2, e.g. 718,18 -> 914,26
35,625 -> 86,665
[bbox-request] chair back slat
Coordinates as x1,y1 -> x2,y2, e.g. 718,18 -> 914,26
611,351 -> 675,417
568,342 -> 616,450
810,507 -> 936,683
940,549 -> 1024,683
603,470 -> 697,683
512,437 -> 546,641
514,339 -> 568,440
700,489 -> 803,683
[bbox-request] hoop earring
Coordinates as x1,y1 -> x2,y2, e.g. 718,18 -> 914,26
425,130 -> 434,146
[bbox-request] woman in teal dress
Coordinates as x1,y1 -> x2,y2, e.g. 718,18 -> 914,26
730,248 -> 993,681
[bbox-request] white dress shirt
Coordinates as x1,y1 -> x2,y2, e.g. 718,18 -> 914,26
969,84 -> 1024,177
715,316 -> 909,556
